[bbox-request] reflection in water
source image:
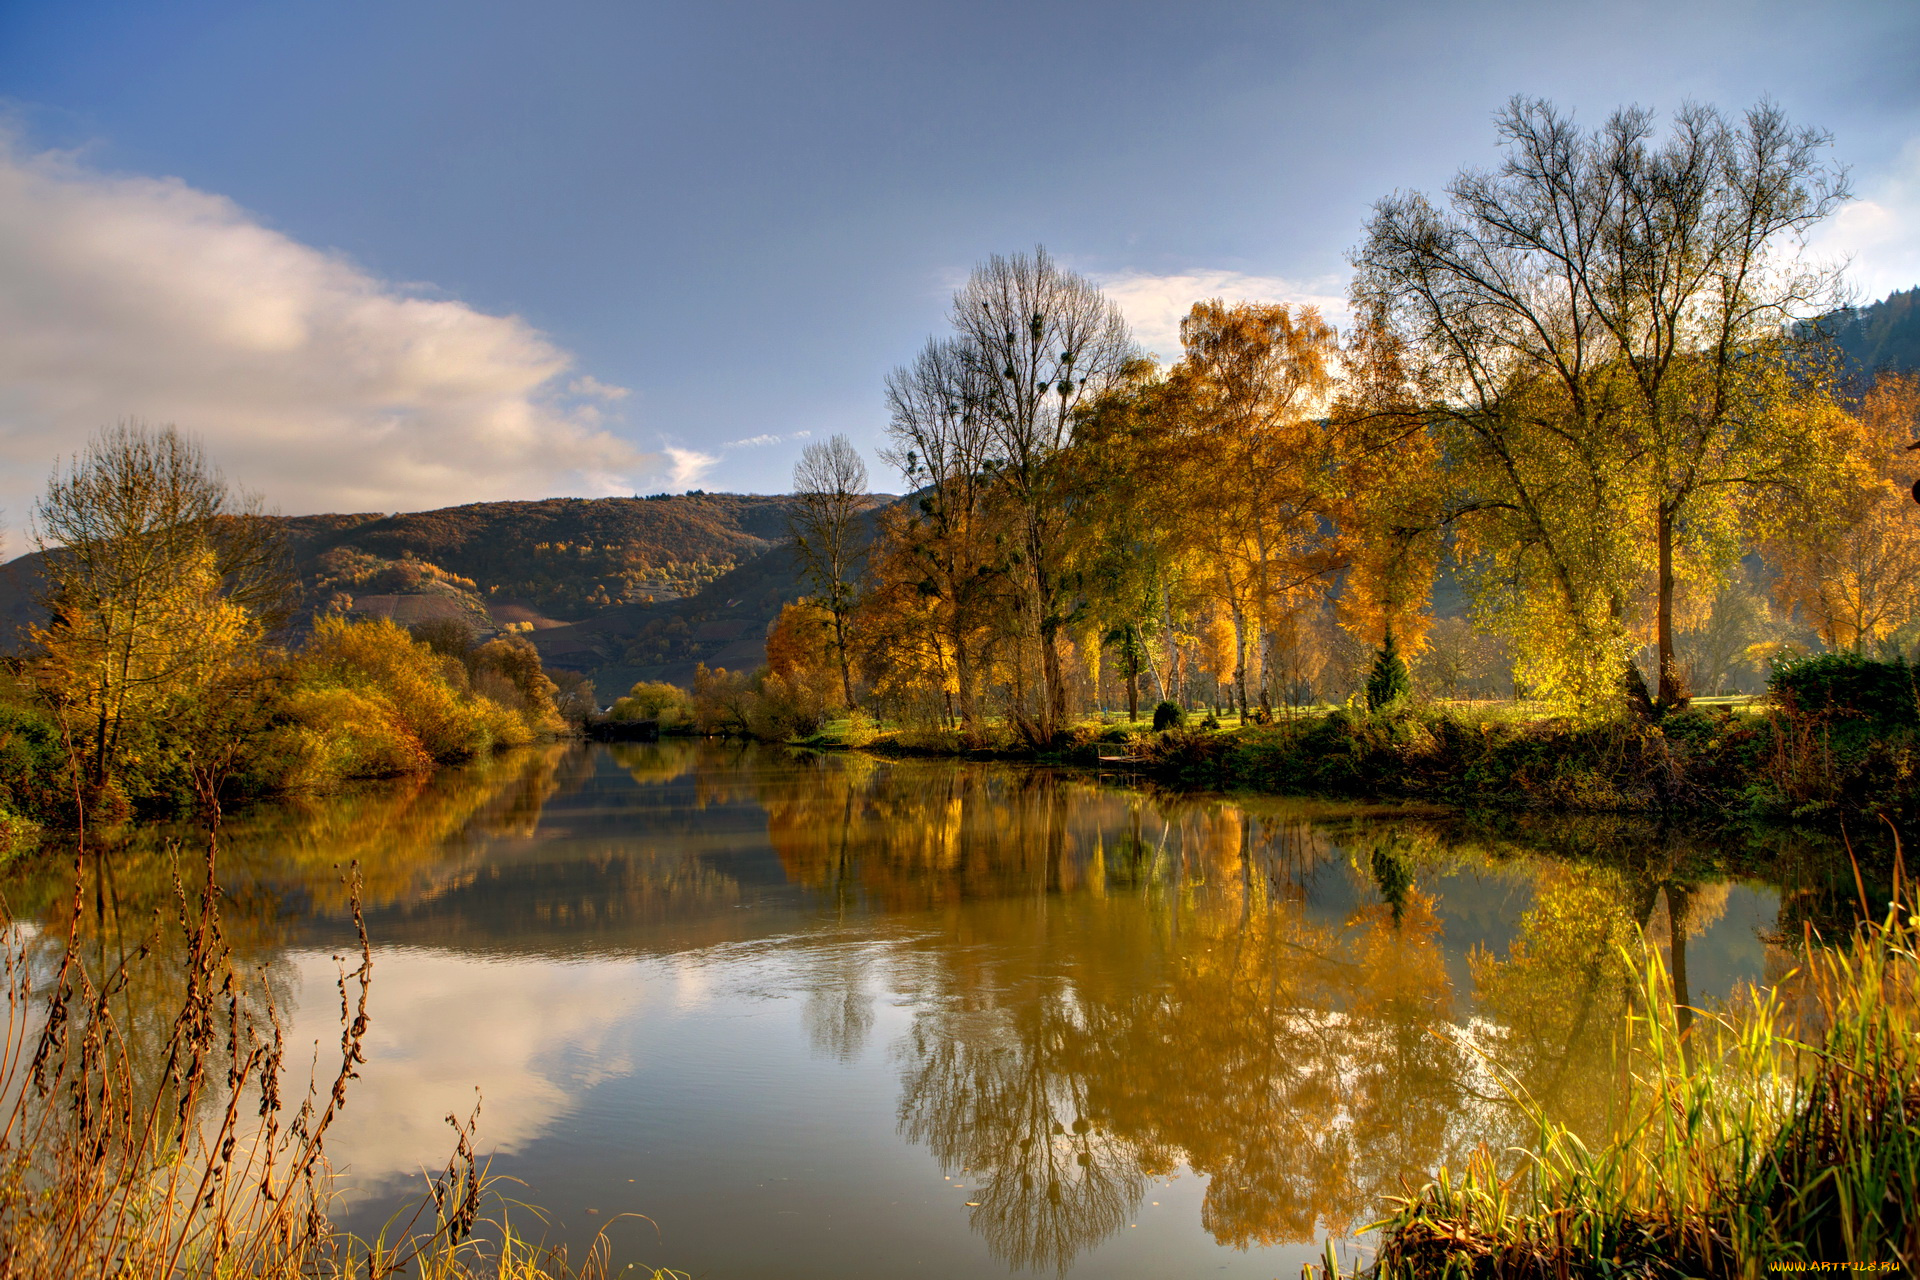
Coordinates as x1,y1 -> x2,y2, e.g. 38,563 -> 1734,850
283,948 -> 652,1201
784,792 -> 1474,1269
750,755 -> 1835,1272
0,741 -> 1853,1278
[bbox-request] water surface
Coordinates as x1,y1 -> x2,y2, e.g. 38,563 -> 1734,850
14,742 -> 1841,1278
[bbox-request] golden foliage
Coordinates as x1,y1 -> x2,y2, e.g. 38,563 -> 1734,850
1774,372 -> 1920,650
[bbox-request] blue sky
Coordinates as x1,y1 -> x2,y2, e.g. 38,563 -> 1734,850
1,0 -> 1916,518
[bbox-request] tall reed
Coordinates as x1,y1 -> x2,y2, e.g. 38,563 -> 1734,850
0,830 -> 681,1279
1320,879 -> 1918,1277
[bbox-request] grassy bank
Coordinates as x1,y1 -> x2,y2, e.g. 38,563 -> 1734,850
800,663 -> 1920,829
1303,893 -> 1918,1277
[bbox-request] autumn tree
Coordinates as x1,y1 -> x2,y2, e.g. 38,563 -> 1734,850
1163,301 -> 1343,718
789,434 -> 871,709
947,247 -> 1136,740
1773,371 -> 1920,650
31,423 -> 288,787
1354,99 -> 1849,710
881,337 -> 1010,734
1328,309 -> 1447,658
1066,356 -> 1188,720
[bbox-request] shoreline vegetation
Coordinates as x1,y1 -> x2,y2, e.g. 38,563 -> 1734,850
604,647 -> 1920,836
1324,894 -> 1919,1278
0,426 -> 587,863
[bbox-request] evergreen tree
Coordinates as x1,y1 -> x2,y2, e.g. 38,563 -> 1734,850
1365,628 -> 1411,712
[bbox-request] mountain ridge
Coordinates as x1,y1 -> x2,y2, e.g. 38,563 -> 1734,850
0,491 -> 889,698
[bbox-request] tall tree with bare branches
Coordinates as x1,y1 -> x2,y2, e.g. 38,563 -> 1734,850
948,247 -> 1135,740
882,336 -> 1007,734
790,434 -> 870,709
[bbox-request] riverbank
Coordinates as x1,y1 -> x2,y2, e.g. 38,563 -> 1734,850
799,691 -> 1914,830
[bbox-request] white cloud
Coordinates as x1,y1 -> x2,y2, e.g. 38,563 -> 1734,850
567,375 -> 631,401
0,136 -> 673,525
1811,139 -> 1920,306
1093,268 -> 1350,364
662,445 -> 719,489
720,429 -> 811,451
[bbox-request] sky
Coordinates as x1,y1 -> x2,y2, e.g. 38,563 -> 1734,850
0,0 -> 1916,524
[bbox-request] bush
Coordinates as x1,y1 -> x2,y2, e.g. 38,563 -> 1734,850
611,680 -> 693,730
243,616 -> 564,793
1151,700 -> 1186,731
691,664 -> 756,734
1769,651 -> 1919,729
746,672 -> 826,740
470,634 -> 565,735
259,685 -> 435,790
0,702 -> 64,821
301,616 -> 495,761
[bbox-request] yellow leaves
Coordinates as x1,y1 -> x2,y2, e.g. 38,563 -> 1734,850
272,685 -> 435,784
297,616 -> 499,764
1771,372 -> 1920,650
1197,612 -> 1237,683
33,542 -> 260,726
766,601 -> 835,686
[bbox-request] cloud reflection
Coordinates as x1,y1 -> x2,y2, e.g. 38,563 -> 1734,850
281,948 -> 658,1201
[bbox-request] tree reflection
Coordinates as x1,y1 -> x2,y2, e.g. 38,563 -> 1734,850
882,837 -> 1470,1268
0,743 -> 1825,1275
4,744 -> 578,960
756,758 -> 1809,1272
756,768 -> 1477,1268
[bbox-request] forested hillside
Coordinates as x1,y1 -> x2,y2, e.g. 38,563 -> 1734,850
282,493 -> 802,617
1818,286 -> 1920,377
1,492 -> 886,698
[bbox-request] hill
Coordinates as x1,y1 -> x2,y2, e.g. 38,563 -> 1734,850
0,492 -> 890,701
1814,285 -> 1920,379
282,493 -> 804,619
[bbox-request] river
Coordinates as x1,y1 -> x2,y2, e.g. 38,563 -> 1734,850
6,741 -> 1854,1278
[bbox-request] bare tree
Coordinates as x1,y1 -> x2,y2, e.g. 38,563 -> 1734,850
1355,99 -> 1847,710
790,434 -> 870,709
882,336 -> 1002,734
32,422 -> 289,785
950,247 -> 1135,739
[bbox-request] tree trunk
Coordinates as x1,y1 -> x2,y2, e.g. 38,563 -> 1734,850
1162,583 -> 1178,704
1655,508 -> 1685,709
951,620 -> 977,735
1229,596 -> 1250,724
1126,656 -> 1138,723
833,607 -> 856,710
1029,519 -> 1066,738
1039,626 -> 1066,736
